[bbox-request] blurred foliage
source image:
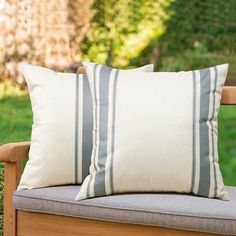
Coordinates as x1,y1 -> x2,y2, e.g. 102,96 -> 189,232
0,81 -> 26,99
1,0 -> 236,81
82,0 -> 236,83
157,0 -> 236,80
0,0 -> 94,84
81,0 -> 173,67
160,0 -> 236,52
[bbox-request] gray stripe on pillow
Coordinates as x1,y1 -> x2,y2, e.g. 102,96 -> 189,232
191,71 -> 197,193
92,64 -> 99,172
94,169 -> 106,197
211,67 -> 218,197
75,74 -> 79,183
94,66 -> 113,196
198,68 -> 211,197
86,64 -> 98,198
82,74 -> 93,180
110,69 -> 119,193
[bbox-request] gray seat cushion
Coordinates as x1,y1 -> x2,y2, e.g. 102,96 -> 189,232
13,186 -> 236,235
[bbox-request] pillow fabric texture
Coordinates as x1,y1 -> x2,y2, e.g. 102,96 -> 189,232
76,62 -> 229,201
18,64 -> 154,190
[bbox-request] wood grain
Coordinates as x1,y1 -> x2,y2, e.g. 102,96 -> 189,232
221,86 -> 236,105
4,163 -> 17,236
17,211 -> 221,236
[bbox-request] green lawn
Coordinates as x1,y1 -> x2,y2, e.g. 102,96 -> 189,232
0,94 -> 235,235
0,95 -> 32,144
218,106 -> 236,185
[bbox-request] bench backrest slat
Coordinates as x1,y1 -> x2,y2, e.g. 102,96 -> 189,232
221,86 -> 236,105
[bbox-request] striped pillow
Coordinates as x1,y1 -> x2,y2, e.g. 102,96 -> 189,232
18,64 -> 154,190
76,62 -> 229,200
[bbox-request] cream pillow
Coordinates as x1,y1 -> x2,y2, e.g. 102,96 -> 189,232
77,62 -> 229,201
18,64 -> 154,189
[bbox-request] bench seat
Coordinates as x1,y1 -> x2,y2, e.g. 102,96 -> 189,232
13,185 -> 236,235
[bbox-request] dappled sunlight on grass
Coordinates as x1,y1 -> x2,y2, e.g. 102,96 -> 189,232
0,81 -> 27,99
0,82 -> 31,144
0,95 -> 32,144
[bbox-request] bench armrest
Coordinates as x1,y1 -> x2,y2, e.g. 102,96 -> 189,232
0,142 -> 30,163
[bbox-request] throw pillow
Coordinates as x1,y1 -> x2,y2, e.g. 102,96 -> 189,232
76,62 -> 229,201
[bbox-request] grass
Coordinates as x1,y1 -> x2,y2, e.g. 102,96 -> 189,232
218,106 -> 236,186
0,88 -> 235,235
0,95 -> 32,144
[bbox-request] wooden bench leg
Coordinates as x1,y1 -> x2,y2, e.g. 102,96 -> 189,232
4,162 -> 22,236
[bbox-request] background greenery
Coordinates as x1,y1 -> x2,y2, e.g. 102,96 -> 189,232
0,0 -> 236,235
82,0 -> 236,85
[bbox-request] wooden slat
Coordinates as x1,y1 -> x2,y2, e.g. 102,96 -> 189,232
17,211 -> 221,236
76,66 -> 86,74
221,86 -> 236,105
4,163 -> 17,236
